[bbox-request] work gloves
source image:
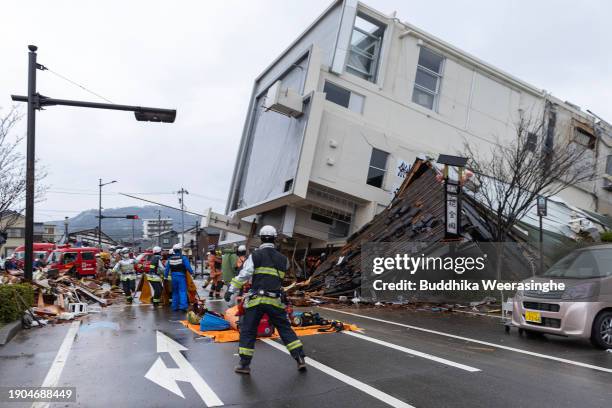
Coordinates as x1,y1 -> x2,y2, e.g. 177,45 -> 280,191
224,291 -> 232,303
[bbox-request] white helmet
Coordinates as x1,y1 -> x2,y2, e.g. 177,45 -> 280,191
120,248 -> 130,254
152,246 -> 162,254
172,243 -> 182,252
238,244 -> 246,252
259,225 -> 277,238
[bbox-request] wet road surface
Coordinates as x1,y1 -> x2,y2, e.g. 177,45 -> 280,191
1,292 -> 611,408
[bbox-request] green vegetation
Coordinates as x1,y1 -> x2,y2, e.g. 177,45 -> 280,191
600,231 -> 612,242
0,284 -> 35,323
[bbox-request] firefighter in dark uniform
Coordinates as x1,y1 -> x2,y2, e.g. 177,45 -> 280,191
147,246 -> 165,307
225,225 -> 306,374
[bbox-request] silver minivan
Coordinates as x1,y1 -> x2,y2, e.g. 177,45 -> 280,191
512,244 -> 612,348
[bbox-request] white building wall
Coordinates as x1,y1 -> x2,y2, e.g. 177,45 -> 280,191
224,0 -> 612,245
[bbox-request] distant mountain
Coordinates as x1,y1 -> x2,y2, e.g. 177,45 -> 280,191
51,205 -> 200,241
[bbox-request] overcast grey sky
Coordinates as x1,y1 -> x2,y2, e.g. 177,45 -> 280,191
2,0 -> 610,222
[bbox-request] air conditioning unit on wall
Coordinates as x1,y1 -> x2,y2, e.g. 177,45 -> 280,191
264,80 -> 303,118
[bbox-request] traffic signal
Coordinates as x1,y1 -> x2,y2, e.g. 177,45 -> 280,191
126,215 -> 139,219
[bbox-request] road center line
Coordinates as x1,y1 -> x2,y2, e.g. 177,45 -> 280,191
343,331 -> 481,372
32,320 -> 81,408
262,338 -> 414,408
319,307 -> 612,374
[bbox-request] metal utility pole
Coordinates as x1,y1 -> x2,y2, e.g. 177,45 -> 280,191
537,196 -> 547,274
12,45 -> 176,281
98,179 -> 117,247
64,217 -> 69,241
23,45 -> 37,281
177,188 -> 189,245
157,209 -> 162,247
194,220 -> 200,271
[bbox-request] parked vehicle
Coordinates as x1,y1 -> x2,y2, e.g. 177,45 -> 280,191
46,247 -> 100,277
135,250 -> 154,273
13,243 -> 56,269
512,244 -> 612,348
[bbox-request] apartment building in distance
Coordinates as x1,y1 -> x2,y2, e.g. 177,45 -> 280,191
224,0 -> 612,248
142,218 -> 173,240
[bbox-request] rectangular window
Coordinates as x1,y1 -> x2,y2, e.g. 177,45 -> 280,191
311,213 -> 334,225
81,252 -> 95,261
6,228 -> 24,238
412,47 -> 444,110
346,13 -> 385,82
367,148 -> 389,188
526,132 -> 538,152
323,81 -> 365,113
574,127 -> 595,149
606,155 -> 612,176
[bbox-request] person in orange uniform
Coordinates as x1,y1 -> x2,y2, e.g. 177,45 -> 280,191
207,247 -> 223,298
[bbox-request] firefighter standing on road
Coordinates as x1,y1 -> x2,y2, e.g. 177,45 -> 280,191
147,246 -> 165,307
164,243 -> 193,311
207,247 -> 223,299
225,225 -> 306,374
113,248 -> 138,303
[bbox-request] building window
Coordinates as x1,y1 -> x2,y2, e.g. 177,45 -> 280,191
346,13 -> 385,82
412,47 -> 444,110
573,127 -> 595,149
311,213 -> 334,225
323,81 -> 364,113
6,228 -> 24,238
367,148 -> 389,188
526,132 -> 538,152
606,155 -> 612,176
162,238 -> 169,245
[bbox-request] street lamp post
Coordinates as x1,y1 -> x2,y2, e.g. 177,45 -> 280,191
64,216 -> 69,241
177,188 -> 189,245
98,179 -> 117,248
12,45 -> 176,281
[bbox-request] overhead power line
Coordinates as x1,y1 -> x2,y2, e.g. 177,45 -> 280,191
119,193 -> 206,218
43,66 -> 114,103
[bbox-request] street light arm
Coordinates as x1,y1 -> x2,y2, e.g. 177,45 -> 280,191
11,94 -> 176,123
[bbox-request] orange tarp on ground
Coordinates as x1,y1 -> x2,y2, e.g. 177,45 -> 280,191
180,320 -> 361,343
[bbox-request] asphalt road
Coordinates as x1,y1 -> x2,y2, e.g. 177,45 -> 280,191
1,293 -> 611,408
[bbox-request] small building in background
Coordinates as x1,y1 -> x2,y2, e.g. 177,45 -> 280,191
0,212 -> 25,257
154,230 -> 180,250
142,218 -> 173,240
43,223 -> 57,243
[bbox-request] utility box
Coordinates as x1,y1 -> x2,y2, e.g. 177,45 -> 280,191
264,80 -> 303,118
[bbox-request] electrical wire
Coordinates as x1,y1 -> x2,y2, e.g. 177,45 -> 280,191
48,188 -> 226,202
43,66 -> 114,104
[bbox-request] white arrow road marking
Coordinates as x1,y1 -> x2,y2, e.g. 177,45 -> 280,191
262,339 -> 414,408
145,331 -> 223,407
343,331 -> 481,372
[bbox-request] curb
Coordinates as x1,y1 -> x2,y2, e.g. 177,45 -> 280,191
0,320 -> 22,346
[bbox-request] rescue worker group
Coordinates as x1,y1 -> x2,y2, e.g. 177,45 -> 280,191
110,225 -> 306,374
